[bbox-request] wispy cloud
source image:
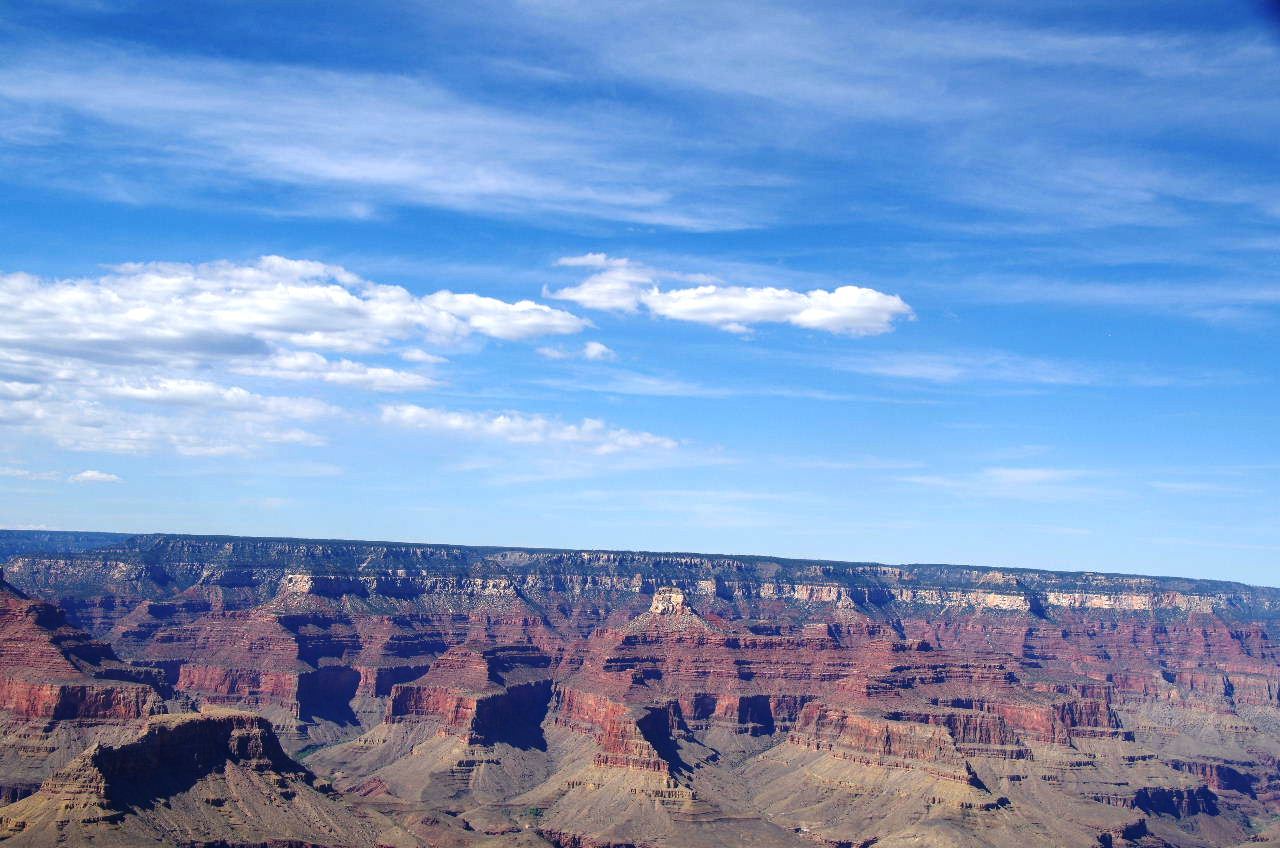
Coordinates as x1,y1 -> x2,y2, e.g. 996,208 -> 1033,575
0,44 -> 759,229
952,277 -> 1280,326
828,350 -> 1223,388
3,2 -> 1278,242
0,466 -> 61,482
1149,480 -> 1257,495
834,351 -> 1098,385
68,469 -> 122,484
536,367 -> 924,403
236,351 -> 438,392
507,1 -> 1280,231
381,404 -> 678,455
901,466 -> 1115,501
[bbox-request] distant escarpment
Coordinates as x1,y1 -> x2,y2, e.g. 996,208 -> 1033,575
3,531 -> 1280,847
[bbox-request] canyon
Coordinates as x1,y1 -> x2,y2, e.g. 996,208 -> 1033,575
1,531 -> 1279,847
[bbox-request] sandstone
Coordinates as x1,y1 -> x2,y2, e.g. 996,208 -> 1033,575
5,532 -> 1280,848
0,709 -> 404,847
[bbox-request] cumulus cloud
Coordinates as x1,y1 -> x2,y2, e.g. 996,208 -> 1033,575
537,341 -> 617,361
68,469 -> 121,484
0,256 -> 585,364
423,290 -> 587,341
549,255 -> 659,312
583,341 -> 616,361
547,254 -> 912,335
0,255 -> 594,456
381,404 -> 677,455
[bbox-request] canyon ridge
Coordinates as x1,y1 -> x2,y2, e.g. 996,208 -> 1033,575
1,530 -> 1279,848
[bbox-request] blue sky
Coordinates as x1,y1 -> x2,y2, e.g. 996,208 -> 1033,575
0,0 -> 1277,583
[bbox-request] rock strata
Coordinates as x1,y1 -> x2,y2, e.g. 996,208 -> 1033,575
4,531 -> 1280,848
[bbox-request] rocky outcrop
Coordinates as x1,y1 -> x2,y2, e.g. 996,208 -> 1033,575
0,710 -> 396,847
35,710 -> 306,797
0,576 -> 168,803
386,644 -> 553,747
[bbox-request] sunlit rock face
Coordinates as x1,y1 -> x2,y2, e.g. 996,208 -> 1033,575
5,532 -> 1280,847
649,586 -> 687,614
0,575 -> 169,805
0,710 -> 392,847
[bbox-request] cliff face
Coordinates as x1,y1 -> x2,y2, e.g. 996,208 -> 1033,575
0,710 -> 391,848
0,577 -> 169,803
4,532 -> 1280,848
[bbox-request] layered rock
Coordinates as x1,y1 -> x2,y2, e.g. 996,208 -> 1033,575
0,709 -> 403,847
5,531 -> 1280,848
0,576 -> 168,803
386,644 -> 553,746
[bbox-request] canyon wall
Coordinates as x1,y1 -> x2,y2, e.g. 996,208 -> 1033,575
3,532 -> 1280,848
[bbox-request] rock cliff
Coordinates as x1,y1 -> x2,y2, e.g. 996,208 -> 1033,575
3,531 -> 1280,847
0,575 -> 168,802
0,709 -> 402,847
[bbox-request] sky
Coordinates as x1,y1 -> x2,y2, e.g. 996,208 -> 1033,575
0,0 -> 1277,584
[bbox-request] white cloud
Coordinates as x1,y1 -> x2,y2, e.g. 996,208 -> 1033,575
0,381 -> 42,400
831,350 -> 1209,387
2,6 -> 1278,241
645,284 -> 911,335
422,291 -> 587,341
0,256 -> 591,456
0,466 -> 60,481
981,467 -> 1084,486
547,254 -> 912,335
0,257 -> 584,364
381,404 -> 678,455
836,351 -> 1099,385
550,255 -> 656,312
537,341 -> 617,361
583,341 -> 616,361
0,46 -> 747,230
100,378 -> 335,418
401,348 -> 448,364
68,469 -> 121,484
235,351 -> 436,392
0,394 -> 329,456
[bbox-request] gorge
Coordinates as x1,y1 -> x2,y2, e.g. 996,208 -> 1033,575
1,531 -> 1278,847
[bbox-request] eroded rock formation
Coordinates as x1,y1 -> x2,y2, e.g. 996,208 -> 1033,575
0,710 -> 403,847
0,575 -> 168,802
3,531 -> 1280,847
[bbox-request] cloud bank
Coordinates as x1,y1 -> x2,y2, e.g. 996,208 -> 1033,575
0,256 -> 587,456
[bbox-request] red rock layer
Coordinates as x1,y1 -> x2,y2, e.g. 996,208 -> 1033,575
8,536 -> 1280,847
0,579 -> 162,720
